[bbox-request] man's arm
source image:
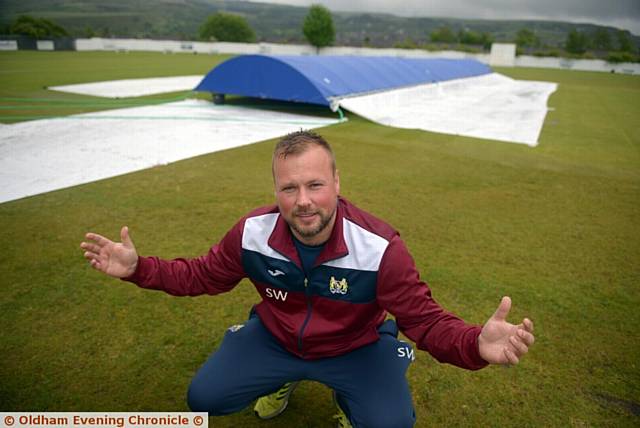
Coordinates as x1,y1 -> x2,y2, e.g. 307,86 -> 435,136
376,236 -> 534,369
80,224 -> 246,296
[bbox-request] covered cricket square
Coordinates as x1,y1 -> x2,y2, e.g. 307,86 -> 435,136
0,54 -> 556,204
195,54 -> 491,109
195,54 -> 557,147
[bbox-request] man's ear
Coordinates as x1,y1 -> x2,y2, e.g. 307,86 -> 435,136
334,169 -> 340,194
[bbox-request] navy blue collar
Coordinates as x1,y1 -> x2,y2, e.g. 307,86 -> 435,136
292,234 -> 326,274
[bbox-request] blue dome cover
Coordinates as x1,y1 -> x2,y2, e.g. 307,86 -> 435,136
195,54 -> 492,109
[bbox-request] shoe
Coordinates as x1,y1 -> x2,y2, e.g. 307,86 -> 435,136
254,381 -> 299,420
332,390 -> 353,428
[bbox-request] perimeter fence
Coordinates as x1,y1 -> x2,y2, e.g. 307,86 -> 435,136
1,36 -> 638,74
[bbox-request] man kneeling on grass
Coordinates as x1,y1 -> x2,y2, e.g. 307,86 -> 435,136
81,130 -> 535,427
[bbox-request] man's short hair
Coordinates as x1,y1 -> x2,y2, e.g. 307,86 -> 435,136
272,130 -> 336,175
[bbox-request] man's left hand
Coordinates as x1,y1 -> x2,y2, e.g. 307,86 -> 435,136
478,296 -> 535,365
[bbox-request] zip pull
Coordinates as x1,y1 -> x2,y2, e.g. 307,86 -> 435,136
298,277 -> 313,354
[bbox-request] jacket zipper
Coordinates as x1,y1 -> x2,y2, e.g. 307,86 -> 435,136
297,277 -> 312,354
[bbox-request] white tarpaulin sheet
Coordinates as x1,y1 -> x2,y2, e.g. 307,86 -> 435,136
337,73 -> 557,146
0,100 -> 339,203
49,75 -> 203,98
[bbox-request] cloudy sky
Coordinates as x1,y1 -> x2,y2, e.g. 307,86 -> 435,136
247,0 -> 640,34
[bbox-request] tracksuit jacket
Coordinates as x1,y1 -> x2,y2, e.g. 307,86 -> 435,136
124,197 -> 488,370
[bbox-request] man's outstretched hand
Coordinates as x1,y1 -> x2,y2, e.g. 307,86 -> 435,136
478,296 -> 535,365
80,226 -> 139,278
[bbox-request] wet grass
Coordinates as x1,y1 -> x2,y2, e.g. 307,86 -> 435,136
0,52 -> 639,427
0,51 -> 231,123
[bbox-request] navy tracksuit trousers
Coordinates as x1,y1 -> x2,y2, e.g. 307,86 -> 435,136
187,312 -> 416,427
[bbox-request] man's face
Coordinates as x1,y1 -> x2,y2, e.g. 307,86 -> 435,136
273,145 -> 340,246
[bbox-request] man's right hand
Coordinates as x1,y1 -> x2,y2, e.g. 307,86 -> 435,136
81,226 -> 139,278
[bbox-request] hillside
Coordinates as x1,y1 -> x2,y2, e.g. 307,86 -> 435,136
0,0 -> 638,50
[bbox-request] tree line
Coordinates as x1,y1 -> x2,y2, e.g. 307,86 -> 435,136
4,5 -> 637,62
198,5 -> 334,51
2,5 -> 335,51
4,15 -> 69,38
517,27 -> 635,59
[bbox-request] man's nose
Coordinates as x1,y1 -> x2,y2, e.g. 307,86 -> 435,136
296,187 -> 311,206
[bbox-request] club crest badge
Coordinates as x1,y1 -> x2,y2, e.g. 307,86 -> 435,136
329,276 -> 348,295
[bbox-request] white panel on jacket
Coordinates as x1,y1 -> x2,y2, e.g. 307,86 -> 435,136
242,213 -> 288,261
322,219 -> 389,272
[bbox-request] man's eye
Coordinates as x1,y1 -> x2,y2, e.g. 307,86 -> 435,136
310,183 -> 323,189
282,187 -> 295,193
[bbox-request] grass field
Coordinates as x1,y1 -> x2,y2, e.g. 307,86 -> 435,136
0,51 -> 232,123
0,51 -> 639,427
